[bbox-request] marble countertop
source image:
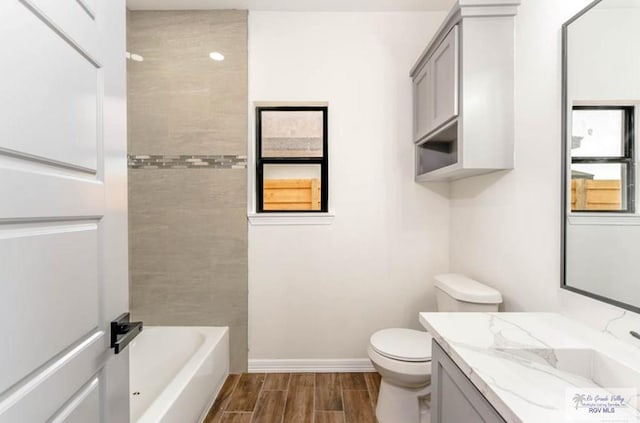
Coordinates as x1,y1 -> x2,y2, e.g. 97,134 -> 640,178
420,312 -> 640,423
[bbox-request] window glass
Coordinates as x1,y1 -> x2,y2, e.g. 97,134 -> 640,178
257,106 -> 328,213
571,109 -> 624,157
571,163 -> 626,211
569,106 -> 634,213
261,110 -> 324,158
262,164 -> 322,211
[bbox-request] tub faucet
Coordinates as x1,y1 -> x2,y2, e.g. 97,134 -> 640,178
631,330 -> 640,341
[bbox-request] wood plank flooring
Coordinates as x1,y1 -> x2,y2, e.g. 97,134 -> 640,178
204,373 -> 381,423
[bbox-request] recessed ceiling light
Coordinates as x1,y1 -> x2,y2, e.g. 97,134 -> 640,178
131,53 -> 144,62
209,51 -> 225,61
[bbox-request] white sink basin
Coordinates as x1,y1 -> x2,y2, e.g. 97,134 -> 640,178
554,349 -> 640,390
499,348 -> 640,409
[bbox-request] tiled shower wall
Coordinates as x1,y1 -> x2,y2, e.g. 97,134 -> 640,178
127,10 -> 248,372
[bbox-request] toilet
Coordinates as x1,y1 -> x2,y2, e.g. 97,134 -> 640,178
368,274 -> 502,423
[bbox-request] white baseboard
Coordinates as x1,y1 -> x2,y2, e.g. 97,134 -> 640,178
248,358 -> 375,373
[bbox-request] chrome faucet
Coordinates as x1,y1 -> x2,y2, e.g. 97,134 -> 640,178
631,330 -> 640,341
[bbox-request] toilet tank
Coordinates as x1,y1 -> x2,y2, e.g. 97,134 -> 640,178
434,274 -> 502,312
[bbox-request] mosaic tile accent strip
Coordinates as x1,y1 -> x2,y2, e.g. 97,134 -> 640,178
128,155 -> 247,169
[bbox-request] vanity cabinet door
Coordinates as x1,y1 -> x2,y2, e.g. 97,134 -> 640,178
432,341 -> 506,423
431,25 -> 459,131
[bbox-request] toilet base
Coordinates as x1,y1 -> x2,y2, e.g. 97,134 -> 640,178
375,379 -> 431,423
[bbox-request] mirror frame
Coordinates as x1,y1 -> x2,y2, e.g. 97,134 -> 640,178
560,0 -> 640,314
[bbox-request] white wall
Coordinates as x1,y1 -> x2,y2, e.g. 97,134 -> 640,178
248,11 -> 449,361
450,0 -> 640,347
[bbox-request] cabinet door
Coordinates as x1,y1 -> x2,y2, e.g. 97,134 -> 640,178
414,64 -> 433,142
431,25 -> 459,131
432,341 -> 506,423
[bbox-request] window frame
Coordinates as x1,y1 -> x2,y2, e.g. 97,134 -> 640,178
570,105 -> 635,214
255,105 -> 329,213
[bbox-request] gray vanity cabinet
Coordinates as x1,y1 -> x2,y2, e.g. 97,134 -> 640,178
432,341 -> 506,423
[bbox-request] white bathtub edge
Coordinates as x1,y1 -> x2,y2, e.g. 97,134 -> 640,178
135,326 -> 230,423
196,367 -> 228,423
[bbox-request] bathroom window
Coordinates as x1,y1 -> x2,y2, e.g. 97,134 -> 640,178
256,106 -> 328,212
570,106 -> 635,212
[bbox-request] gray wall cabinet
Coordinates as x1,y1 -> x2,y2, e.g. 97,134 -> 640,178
411,0 -> 521,182
413,25 -> 458,143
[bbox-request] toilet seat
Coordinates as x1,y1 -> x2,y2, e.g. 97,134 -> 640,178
370,328 -> 433,362
368,346 -> 432,378
367,329 -> 433,410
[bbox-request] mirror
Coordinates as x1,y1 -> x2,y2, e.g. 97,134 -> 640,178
562,0 -> 640,312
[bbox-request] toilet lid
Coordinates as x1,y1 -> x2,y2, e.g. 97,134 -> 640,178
370,328 -> 433,362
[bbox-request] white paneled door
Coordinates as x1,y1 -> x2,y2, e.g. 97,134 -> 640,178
0,0 -> 129,422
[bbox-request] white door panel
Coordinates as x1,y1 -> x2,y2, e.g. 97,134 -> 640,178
0,165 -> 104,219
0,0 -> 128,422
49,378 -> 101,423
0,333 -> 104,423
23,0 -> 100,58
0,0 -> 99,172
0,223 -> 99,394
76,0 -> 97,19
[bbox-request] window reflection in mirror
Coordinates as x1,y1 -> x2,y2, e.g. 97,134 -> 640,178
570,106 -> 634,212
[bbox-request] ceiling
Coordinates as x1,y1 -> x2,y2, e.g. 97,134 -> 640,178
126,0 -> 456,12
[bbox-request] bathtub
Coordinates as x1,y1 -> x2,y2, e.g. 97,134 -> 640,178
130,326 -> 229,423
